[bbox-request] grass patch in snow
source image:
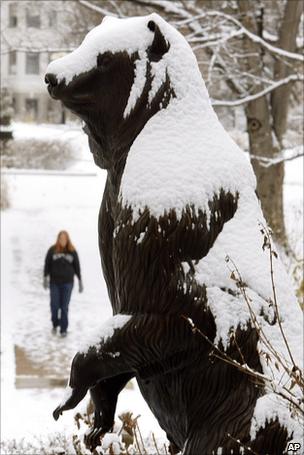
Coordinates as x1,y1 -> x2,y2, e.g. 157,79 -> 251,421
1,138 -> 75,170
1,177 -> 10,209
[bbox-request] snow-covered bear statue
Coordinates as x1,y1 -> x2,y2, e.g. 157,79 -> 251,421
45,14 -> 303,455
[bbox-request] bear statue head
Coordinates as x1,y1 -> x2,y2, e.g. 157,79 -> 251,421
45,14 -> 179,169
45,14 -> 207,170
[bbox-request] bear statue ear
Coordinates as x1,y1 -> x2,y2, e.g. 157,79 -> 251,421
147,20 -> 170,62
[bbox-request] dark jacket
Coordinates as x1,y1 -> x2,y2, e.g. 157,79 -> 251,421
44,246 -> 81,284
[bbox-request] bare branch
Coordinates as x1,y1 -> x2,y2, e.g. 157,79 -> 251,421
177,11 -> 304,62
78,0 -> 115,17
109,0 -> 125,18
251,148 -> 304,168
132,0 -> 203,34
261,225 -> 298,369
181,315 -> 303,415
212,74 -> 304,107
188,29 -> 242,45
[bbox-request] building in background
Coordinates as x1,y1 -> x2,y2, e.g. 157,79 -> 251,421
0,0 -> 93,123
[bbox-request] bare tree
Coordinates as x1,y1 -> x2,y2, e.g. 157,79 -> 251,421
237,0 -> 303,247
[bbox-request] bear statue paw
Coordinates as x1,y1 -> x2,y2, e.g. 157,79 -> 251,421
84,426 -> 110,450
168,441 -> 180,454
53,405 -> 64,421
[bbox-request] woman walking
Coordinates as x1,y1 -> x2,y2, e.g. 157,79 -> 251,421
43,230 -> 83,337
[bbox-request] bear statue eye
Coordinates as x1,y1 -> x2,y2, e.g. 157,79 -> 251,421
96,53 -> 112,70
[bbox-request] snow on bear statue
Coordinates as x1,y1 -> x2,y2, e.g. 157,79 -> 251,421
45,14 -> 303,455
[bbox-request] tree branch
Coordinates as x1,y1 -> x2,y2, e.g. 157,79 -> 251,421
177,10 -> 304,62
211,74 -> 303,107
250,147 -> 304,168
78,0 -> 116,17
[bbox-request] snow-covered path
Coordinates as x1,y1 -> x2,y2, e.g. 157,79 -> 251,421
2,171 -> 109,377
1,167 -> 164,445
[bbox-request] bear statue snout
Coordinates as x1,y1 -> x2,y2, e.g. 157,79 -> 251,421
45,73 -> 64,100
45,73 -> 58,88
44,71 -> 94,108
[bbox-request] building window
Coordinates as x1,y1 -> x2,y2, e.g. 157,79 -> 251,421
26,10 -> 40,28
26,53 -> 40,74
25,99 -> 38,121
9,3 -> 17,27
9,51 -> 17,75
48,10 -> 57,27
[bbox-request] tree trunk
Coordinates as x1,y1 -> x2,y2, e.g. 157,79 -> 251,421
238,0 -> 286,244
271,0 -> 303,144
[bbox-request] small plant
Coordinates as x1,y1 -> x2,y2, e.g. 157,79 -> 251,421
72,399 -> 168,455
182,224 -> 303,452
0,433 -> 73,455
1,177 -> 9,209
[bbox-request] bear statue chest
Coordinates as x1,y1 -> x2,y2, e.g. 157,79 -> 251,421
111,210 -> 174,314
110,204 -> 210,317
99,180 -> 240,317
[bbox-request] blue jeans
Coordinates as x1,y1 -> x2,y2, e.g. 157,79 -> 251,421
50,282 -> 73,333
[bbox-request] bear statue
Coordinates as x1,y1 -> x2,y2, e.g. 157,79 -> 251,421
45,13 -> 302,455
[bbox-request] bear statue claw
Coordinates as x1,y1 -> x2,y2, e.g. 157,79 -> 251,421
84,426 -> 108,450
53,406 -> 63,421
52,384 -> 88,422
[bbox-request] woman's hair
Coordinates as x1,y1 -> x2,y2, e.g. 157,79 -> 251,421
54,230 -> 75,253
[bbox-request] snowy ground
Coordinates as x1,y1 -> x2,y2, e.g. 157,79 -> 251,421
284,153 -> 303,259
1,123 -> 165,451
1,123 -> 302,452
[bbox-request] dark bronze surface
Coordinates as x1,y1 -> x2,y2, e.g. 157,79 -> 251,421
47,19 -> 291,454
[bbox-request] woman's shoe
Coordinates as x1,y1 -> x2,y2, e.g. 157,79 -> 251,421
52,327 -> 57,334
60,332 -> 67,338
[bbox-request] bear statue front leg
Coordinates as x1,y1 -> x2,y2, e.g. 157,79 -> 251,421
53,353 -> 97,421
53,383 -> 88,421
84,372 -> 134,450
167,433 -> 181,454
53,350 -> 132,421
53,311 -> 207,443
53,312 -> 202,413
